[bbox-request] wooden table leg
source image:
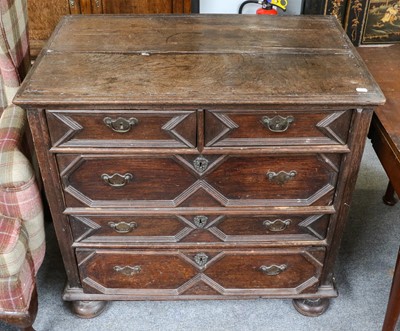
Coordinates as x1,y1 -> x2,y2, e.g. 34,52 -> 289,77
382,248 -> 400,331
383,181 -> 398,206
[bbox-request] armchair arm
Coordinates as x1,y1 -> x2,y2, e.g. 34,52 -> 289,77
0,105 -> 32,188
0,104 -> 26,149
0,104 -> 44,273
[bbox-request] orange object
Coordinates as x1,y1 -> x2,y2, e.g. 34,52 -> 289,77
256,7 -> 278,15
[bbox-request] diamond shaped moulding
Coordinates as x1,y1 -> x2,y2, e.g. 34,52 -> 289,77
162,112 -> 197,148
204,109 -> 353,147
58,154 -> 199,208
69,215 -> 198,243
208,214 -> 331,242
59,152 -> 340,209
77,250 -> 200,295
316,110 -> 353,145
202,153 -> 340,207
46,110 -> 197,149
204,111 -> 239,147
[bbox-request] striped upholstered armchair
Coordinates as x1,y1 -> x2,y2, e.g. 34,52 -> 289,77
0,0 -> 45,330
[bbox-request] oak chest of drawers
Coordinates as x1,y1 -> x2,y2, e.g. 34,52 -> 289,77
14,14 -> 385,317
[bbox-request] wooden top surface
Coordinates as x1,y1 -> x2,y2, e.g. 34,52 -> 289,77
358,45 -> 400,151
15,15 -> 385,107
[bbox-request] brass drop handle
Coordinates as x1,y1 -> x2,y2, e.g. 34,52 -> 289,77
263,219 -> 291,232
262,115 -> 294,132
259,264 -> 287,276
103,117 -> 138,133
108,221 -> 137,234
113,265 -> 142,276
101,173 -> 133,188
266,170 -> 297,185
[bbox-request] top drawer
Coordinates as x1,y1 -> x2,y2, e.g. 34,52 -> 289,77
46,110 -> 197,149
205,109 -> 352,147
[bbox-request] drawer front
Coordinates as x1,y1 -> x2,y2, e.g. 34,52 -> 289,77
59,154 -> 198,208
46,110 -> 197,148
203,154 -> 340,206
77,249 -> 198,292
206,214 -> 330,242
59,154 -> 340,208
77,247 -> 325,296
205,109 -> 352,147
70,215 -> 194,243
70,214 -> 330,244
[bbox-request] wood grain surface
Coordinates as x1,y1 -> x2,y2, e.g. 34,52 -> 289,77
359,45 -> 400,149
14,15 -> 385,107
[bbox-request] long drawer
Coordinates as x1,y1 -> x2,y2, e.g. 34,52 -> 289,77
58,153 -> 341,208
76,247 -> 325,296
70,214 -> 331,244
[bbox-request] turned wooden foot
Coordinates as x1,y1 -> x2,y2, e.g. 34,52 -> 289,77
292,298 -> 330,317
71,300 -> 108,319
383,182 -> 398,206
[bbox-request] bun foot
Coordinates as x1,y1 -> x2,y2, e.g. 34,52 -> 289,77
292,298 -> 330,317
71,300 -> 108,319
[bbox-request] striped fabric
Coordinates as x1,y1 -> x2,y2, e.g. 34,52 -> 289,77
0,0 -> 30,113
0,106 -> 31,187
0,105 -> 45,274
0,103 -> 25,149
0,257 -> 34,311
0,0 -> 45,315
0,214 -> 28,278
